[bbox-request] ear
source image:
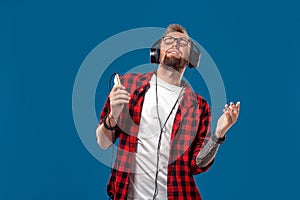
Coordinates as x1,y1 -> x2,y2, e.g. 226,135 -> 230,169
150,39 -> 162,64
188,42 -> 201,68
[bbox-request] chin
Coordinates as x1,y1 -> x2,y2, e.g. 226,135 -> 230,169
162,55 -> 187,71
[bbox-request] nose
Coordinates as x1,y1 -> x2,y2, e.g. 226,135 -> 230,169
173,39 -> 180,48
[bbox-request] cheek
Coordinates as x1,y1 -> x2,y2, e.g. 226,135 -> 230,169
159,50 -> 165,61
160,43 -> 167,51
159,46 -> 167,58
182,50 -> 190,60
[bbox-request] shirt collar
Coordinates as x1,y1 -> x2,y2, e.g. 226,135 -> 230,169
138,71 -> 198,105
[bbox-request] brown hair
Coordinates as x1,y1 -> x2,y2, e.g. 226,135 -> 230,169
164,24 -> 189,37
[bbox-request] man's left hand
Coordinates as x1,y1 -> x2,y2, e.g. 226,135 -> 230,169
215,101 -> 240,138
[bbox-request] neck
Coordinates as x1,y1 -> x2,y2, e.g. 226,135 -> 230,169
157,64 -> 185,86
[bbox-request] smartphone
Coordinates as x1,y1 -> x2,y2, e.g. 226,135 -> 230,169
114,74 -> 120,85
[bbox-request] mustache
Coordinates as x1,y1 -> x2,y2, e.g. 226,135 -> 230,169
165,47 -> 182,55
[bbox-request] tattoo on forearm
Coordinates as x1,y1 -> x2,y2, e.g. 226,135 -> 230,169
196,139 -> 220,168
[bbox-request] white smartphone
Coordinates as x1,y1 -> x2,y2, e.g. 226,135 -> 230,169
114,73 -> 120,85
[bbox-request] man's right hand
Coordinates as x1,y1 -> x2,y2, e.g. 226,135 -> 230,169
96,83 -> 130,149
109,84 -> 130,120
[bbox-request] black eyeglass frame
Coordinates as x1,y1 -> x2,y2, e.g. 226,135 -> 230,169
162,36 -> 191,47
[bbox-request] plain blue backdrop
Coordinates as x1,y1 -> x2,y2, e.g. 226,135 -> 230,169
1,0 -> 299,199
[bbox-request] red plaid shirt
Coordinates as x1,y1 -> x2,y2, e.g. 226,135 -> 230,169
99,71 -> 213,200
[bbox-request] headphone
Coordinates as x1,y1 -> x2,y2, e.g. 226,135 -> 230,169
150,37 -> 201,68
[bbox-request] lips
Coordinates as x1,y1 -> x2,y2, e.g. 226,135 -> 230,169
167,49 -> 181,57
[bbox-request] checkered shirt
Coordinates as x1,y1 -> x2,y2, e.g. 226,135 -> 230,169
99,71 -> 213,200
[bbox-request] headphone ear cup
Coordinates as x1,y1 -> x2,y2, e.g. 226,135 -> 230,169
150,48 -> 160,64
150,39 -> 162,64
188,42 -> 201,68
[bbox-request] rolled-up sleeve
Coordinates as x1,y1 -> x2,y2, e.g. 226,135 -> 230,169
191,99 -> 214,175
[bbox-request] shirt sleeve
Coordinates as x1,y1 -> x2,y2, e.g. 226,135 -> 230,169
190,99 -> 214,175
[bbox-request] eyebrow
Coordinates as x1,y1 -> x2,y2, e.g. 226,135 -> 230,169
164,35 -> 189,40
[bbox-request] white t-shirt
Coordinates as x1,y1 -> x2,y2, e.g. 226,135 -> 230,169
127,74 -> 184,200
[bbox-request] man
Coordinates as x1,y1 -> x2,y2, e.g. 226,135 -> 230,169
96,24 -> 240,200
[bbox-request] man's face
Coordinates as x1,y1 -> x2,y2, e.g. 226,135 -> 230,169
160,31 -> 191,71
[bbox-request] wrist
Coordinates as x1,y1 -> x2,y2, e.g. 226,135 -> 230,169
108,112 -> 118,124
215,129 -> 224,138
103,114 -> 117,131
212,131 -> 226,144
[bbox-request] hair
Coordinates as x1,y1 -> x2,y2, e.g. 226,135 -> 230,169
164,24 -> 189,37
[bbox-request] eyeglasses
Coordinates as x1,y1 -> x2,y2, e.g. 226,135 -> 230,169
162,36 -> 190,47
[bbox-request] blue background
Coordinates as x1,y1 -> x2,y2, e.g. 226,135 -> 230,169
1,0 -> 299,199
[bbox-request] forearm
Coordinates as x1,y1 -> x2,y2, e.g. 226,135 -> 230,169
196,136 -> 220,168
96,115 -> 117,149
195,100 -> 240,168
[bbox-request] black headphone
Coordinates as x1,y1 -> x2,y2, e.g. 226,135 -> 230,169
150,38 -> 201,68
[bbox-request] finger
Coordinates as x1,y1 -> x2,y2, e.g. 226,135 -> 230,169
233,108 -> 239,115
229,110 -> 236,119
113,89 -> 130,97
225,110 -> 232,122
112,99 -> 130,105
228,104 -> 237,115
112,84 -> 126,92
230,111 -> 239,123
110,89 -> 130,99
230,102 -> 237,110
225,104 -> 234,114
229,102 -> 240,115
230,104 -> 237,114
112,84 -> 125,90
112,94 -> 131,101
231,101 -> 240,116
225,104 -> 229,110
229,102 -> 237,113
236,101 -> 240,112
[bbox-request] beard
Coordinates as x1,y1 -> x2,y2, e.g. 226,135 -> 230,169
162,54 -> 189,71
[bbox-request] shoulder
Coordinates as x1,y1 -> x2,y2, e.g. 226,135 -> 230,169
184,83 -> 210,109
195,93 -> 211,113
120,72 -> 145,81
120,71 -> 154,88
